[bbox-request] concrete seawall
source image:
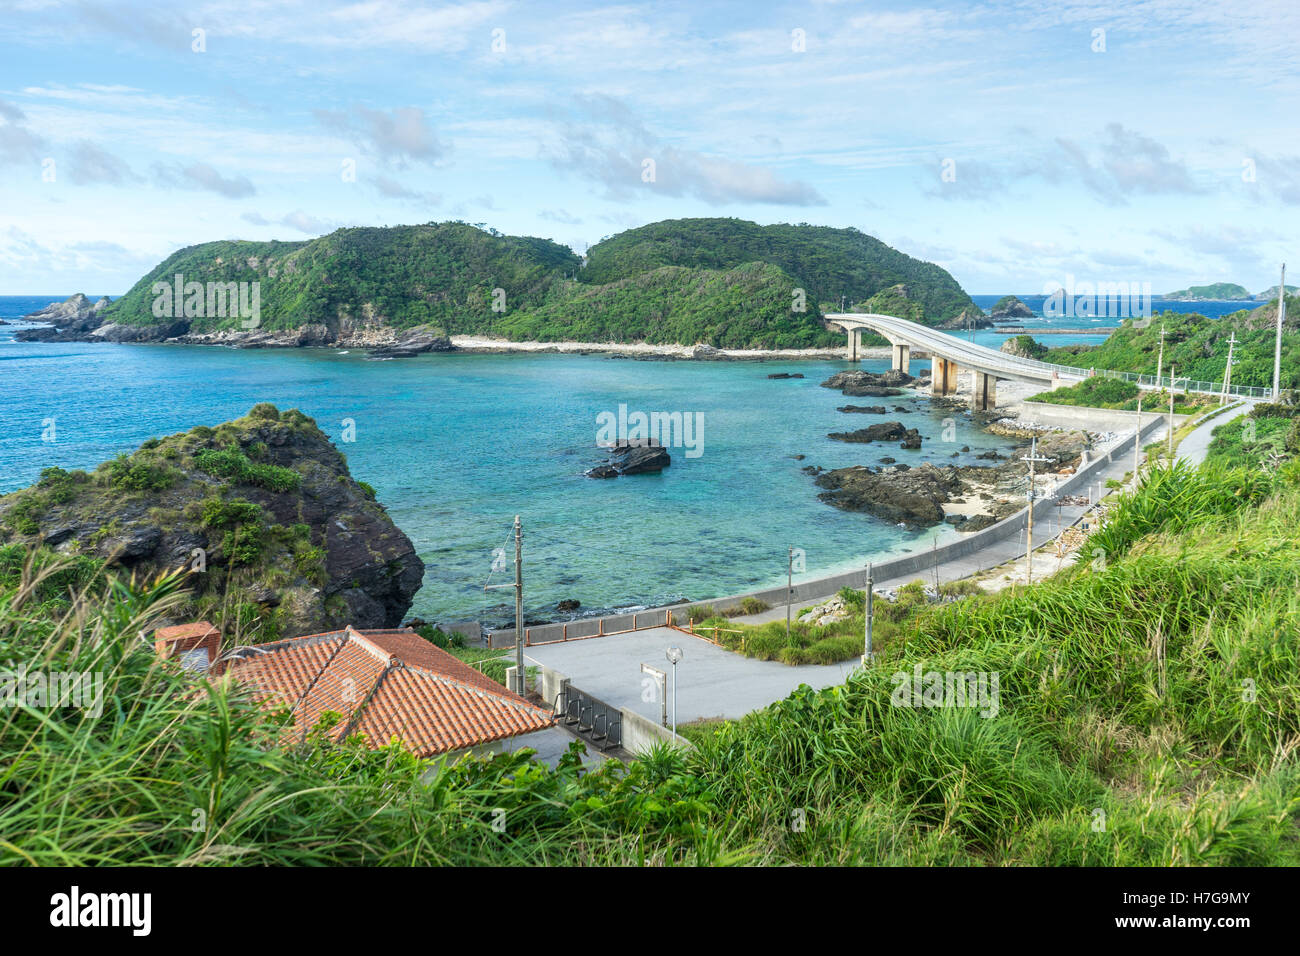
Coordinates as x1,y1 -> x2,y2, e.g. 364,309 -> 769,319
489,416 -> 1167,647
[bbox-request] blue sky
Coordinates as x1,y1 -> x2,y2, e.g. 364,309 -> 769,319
1,0 -> 1298,295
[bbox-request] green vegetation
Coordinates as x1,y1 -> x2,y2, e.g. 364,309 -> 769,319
1042,298 -> 1300,392
1164,282 -> 1251,300
4,450 -> 1300,864
1004,334 -> 1047,360
100,219 -> 977,350
193,448 -> 301,493
1204,402 -> 1300,469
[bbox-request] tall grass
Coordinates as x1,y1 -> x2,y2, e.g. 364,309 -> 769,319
3,464 -> 1300,865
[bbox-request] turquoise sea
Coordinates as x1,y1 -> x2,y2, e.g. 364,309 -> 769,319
0,293 -> 1261,624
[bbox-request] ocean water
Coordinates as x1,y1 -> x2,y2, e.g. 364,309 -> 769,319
0,292 -> 1260,624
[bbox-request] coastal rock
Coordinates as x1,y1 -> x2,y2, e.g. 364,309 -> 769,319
693,343 -> 721,359
828,421 -> 921,445
820,369 -> 911,397
936,307 -> 994,330
989,295 -> 1035,320
837,405 -> 887,414
0,405 -> 424,638
586,441 -> 671,477
767,372 -> 804,379
556,599 -> 581,612
813,463 -> 964,528
956,514 -> 998,533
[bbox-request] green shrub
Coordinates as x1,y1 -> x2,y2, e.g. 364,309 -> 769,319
194,448 -> 300,493
104,453 -> 176,492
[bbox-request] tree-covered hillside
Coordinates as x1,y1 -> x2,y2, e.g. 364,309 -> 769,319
105,223 -> 579,334
580,218 -> 976,322
92,218 -> 975,350
1043,296 -> 1300,391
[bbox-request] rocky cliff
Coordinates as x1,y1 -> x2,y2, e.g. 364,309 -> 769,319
0,405 -> 424,641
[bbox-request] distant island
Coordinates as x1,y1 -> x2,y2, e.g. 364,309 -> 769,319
1163,283 -> 1252,301
18,218 -> 979,352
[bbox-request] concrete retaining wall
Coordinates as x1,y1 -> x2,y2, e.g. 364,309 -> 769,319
488,416 -> 1167,645
620,706 -> 693,754
1017,402 -> 1188,431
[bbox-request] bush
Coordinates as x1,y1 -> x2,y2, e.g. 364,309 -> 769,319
104,454 -> 175,492
194,448 -> 300,493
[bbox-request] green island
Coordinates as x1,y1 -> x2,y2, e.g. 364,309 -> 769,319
80,219 -> 978,351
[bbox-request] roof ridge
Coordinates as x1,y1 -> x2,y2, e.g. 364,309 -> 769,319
333,659 -> 399,745
287,632 -> 353,733
401,664 -> 552,718
347,627 -> 402,666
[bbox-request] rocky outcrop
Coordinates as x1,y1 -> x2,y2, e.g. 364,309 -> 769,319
0,405 -> 424,639
820,369 -> 911,397
813,463 -> 965,528
838,405 -> 887,414
18,294 -> 456,355
586,441 -> 671,478
767,372 -> 805,379
828,421 -> 923,448
989,295 -> 1035,320
936,307 -> 994,330
1000,334 -> 1048,360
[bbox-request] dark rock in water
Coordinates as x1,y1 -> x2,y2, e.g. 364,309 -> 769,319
951,452 -> 960,457
367,328 -> 453,358
957,514 -> 998,533
894,406 -> 909,413
556,599 -> 581,612
790,454 -> 806,460
586,441 -> 671,477
820,369 -> 910,397
813,463 -> 964,528
838,405 -> 886,414
988,295 -> 1036,320
894,463 -> 911,472
944,515 -> 966,527
767,372 -> 804,379
880,456 -> 896,464
801,464 -> 824,475
829,421 -> 922,447
961,445 -> 970,452
976,450 -> 1005,461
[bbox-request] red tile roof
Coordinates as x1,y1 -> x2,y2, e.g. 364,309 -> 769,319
223,627 -> 553,757
156,621 -> 220,641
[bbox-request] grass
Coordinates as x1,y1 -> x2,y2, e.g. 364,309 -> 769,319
3,454 -> 1300,865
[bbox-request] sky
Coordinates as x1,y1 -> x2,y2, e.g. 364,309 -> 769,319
1,0 -> 1298,296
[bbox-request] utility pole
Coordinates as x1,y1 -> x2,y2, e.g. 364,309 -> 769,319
786,547 -> 793,643
1167,367 -> 1177,459
1134,396 -> 1142,480
863,563 -> 874,663
483,515 -> 525,695
1274,264 -> 1286,401
1156,324 -> 1167,388
1021,438 -> 1051,584
1221,332 -> 1237,405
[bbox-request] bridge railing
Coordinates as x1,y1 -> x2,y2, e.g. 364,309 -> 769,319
840,315 -> 1272,401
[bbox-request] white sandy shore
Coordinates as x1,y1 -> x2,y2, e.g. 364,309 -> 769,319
449,335 -> 891,361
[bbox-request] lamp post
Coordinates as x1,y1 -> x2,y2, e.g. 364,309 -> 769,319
665,646 -> 683,735
1274,264 -> 1286,401
863,563 -> 874,664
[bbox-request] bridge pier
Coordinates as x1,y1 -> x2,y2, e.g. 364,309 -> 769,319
848,328 -> 857,362
891,343 -> 910,374
972,371 -> 997,411
931,357 -> 958,395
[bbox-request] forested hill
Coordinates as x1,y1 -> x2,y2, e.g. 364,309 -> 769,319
91,219 -> 976,350
580,218 -> 977,321
1042,294 -> 1300,391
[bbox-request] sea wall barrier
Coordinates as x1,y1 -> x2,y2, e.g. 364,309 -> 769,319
487,415 -> 1168,648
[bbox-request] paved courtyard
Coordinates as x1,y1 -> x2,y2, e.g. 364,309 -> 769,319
523,626 -> 861,724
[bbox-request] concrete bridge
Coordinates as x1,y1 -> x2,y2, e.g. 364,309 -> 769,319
825,312 -> 1085,410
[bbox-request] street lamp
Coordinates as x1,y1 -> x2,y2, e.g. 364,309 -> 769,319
665,646 -> 683,735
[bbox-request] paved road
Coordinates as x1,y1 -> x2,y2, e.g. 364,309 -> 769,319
523,627 -> 859,724
1176,402 -> 1247,466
